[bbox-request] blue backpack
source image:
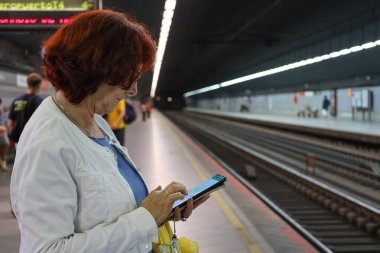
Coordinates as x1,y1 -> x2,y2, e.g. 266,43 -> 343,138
124,102 -> 136,124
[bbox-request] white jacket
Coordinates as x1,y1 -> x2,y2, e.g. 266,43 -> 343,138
10,96 -> 158,253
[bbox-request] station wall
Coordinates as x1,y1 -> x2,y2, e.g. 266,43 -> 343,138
0,38 -> 40,72
194,86 -> 380,122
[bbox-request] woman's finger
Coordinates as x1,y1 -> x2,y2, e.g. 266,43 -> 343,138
181,198 -> 193,218
165,182 -> 188,195
173,207 -> 181,221
193,194 -> 210,209
167,192 -> 186,204
151,185 -> 162,193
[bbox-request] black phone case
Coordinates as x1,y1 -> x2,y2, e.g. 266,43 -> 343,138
172,174 -> 226,211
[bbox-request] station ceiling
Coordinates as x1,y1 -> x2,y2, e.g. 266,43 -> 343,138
2,0 -> 380,100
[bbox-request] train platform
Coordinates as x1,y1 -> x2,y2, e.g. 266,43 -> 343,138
186,108 -> 380,145
123,109 -> 318,253
0,108 -> 318,253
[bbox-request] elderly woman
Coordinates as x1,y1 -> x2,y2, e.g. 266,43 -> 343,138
10,10 -> 208,253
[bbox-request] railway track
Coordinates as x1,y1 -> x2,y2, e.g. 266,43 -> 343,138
166,112 -> 380,253
179,112 -> 380,208
188,109 -> 380,169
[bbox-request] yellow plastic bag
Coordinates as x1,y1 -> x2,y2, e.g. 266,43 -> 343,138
153,221 -> 199,253
178,237 -> 199,253
152,222 -> 177,253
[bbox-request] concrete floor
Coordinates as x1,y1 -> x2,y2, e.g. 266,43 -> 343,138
0,169 -> 19,253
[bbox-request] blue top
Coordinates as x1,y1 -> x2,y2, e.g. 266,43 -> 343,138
91,137 -> 148,207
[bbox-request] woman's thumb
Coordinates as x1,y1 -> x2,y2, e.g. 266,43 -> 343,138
150,185 -> 162,193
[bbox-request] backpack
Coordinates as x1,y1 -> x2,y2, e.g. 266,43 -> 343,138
9,95 -> 37,143
124,101 -> 136,124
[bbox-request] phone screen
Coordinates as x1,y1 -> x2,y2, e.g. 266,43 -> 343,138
172,174 -> 226,210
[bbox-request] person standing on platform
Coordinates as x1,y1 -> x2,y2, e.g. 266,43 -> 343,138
124,98 -> 137,124
0,97 -> 9,170
145,100 -> 152,118
321,95 -> 331,117
10,10 -> 209,253
107,99 -> 126,145
7,72 -> 43,144
141,102 -> 147,121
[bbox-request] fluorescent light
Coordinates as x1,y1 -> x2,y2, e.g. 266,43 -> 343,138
150,0 -> 176,98
319,54 -> 331,61
184,84 -> 221,97
349,45 -> 363,52
165,0 -> 176,10
185,38 -> 380,97
339,48 -> 351,55
362,42 -> 376,49
329,51 -> 341,58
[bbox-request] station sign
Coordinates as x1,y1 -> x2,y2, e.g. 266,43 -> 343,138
0,0 -> 97,28
0,0 -> 93,11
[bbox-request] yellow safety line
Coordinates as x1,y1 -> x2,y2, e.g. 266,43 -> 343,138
166,120 -> 263,253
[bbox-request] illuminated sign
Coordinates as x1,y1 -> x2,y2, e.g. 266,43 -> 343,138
0,0 -> 97,28
0,1 -> 93,11
0,17 -> 70,24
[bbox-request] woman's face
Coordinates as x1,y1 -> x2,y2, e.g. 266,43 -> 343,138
92,81 -> 138,115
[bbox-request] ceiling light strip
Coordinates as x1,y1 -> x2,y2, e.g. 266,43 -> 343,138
184,39 -> 380,97
150,0 -> 176,98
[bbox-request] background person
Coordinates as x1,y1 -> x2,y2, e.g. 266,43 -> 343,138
10,10 -> 209,253
0,97 -> 9,170
321,95 -> 331,117
145,99 -> 152,118
107,98 -> 126,145
141,102 -> 147,121
7,72 -> 43,143
124,98 -> 137,124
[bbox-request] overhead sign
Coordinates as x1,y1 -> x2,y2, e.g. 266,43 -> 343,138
0,0 -> 93,11
0,0 -> 97,28
0,17 -> 71,25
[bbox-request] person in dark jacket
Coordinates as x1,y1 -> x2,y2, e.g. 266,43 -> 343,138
7,73 -> 43,143
321,95 -> 331,117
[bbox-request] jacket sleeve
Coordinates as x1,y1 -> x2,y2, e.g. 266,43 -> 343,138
11,137 -> 158,253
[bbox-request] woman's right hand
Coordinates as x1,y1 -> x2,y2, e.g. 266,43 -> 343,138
141,182 -> 187,226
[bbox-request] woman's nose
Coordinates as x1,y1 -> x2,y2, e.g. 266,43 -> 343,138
128,85 -> 138,96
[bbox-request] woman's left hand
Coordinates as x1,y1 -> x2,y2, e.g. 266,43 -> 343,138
172,194 -> 210,222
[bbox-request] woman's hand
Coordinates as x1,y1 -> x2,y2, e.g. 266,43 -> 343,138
171,193 -> 210,222
141,182 -> 188,226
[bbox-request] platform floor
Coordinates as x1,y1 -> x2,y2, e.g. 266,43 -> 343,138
0,171 -> 18,253
0,109 -> 319,253
187,108 -> 380,137
124,110 -> 318,253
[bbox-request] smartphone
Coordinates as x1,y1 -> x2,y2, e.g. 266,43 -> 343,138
171,174 -> 227,213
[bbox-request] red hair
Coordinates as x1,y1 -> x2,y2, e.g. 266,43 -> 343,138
42,10 -> 156,103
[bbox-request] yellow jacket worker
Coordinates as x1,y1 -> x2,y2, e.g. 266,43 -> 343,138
108,99 -> 126,145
